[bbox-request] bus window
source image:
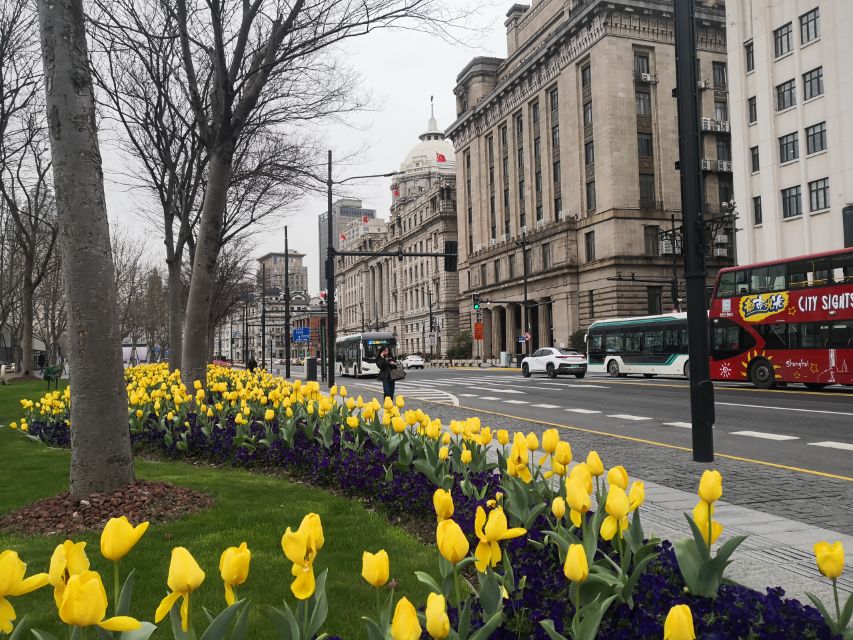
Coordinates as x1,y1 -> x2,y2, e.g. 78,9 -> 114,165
800,322 -> 819,348
588,335 -> 603,352
711,318 -> 749,360
830,252 -> 853,284
829,321 -> 853,348
644,330 -> 664,353
624,331 -> 642,353
716,272 -> 736,297
751,265 -> 786,293
605,333 -> 623,353
758,323 -> 788,349
735,269 -> 750,294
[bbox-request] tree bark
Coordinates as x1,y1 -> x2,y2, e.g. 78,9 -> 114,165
180,149 -> 231,387
20,262 -> 34,376
37,0 -> 135,496
167,258 -> 183,371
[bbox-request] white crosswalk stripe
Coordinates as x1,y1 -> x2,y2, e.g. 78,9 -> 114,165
607,414 -> 651,421
663,422 -> 692,429
565,408 -> 601,414
807,441 -> 853,451
503,400 -> 528,404
731,430 -> 799,441
532,404 -> 560,408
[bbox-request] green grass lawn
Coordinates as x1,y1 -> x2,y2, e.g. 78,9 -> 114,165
0,380 -> 433,639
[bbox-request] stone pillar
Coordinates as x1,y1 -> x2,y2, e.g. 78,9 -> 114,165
539,301 -> 551,348
505,303 -> 517,355
491,306 -> 503,359
483,308 -> 494,359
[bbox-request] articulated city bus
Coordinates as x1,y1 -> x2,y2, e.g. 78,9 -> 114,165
709,248 -> 853,389
335,332 -> 396,377
586,313 -> 691,378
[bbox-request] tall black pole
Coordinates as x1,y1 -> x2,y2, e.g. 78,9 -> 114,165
284,226 -> 291,379
674,0 -> 715,462
261,262 -> 266,370
243,297 -> 248,365
521,232 -> 530,356
670,215 -> 680,312
427,287 -> 434,362
326,150 -> 335,387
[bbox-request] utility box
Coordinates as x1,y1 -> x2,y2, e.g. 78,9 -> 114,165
306,357 -> 318,381
500,351 -> 510,367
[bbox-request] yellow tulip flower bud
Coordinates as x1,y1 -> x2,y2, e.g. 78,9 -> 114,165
392,416 -> 407,433
219,543 -> 251,605
698,469 -> 723,504
155,547 -> 205,631
563,544 -> 588,582
565,478 -> 591,517
496,429 -> 510,445
605,485 -> 629,520
441,432 -> 451,445
663,604 -> 696,640
264,409 -> 275,422
361,550 -> 390,588
395,395 -> 405,408
346,416 -> 359,429
813,541 -> 844,579
425,592 -> 450,639
542,428 -> 559,454
193,380 -> 203,390
436,519 -> 469,565
329,385 -> 338,396
438,446 -> 449,461
628,480 -> 646,511
135,410 -> 143,419
692,500 -> 723,546
59,570 -> 141,631
525,432 -> 539,451
391,597 -> 422,640
551,496 -> 566,520
460,449 -> 472,464
339,386 -> 347,397
100,517 -> 149,562
433,489 -> 454,521
586,451 -> 604,476
607,465 -> 629,490
568,462 -> 593,495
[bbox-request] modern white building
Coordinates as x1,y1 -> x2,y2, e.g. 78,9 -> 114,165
727,1 -> 853,263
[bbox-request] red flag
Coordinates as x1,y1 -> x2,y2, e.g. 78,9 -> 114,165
339,232 -> 346,241
362,215 -> 369,223
436,152 -> 447,163
393,189 -> 400,196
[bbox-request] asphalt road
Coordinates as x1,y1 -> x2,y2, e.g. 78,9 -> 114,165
332,366 -> 853,479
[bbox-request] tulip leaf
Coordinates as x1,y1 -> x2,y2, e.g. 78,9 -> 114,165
413,459 -> 439,486
414,571 -> 442,594
117,569 -> 136,617
805,592 -> 837,633
673,537 -> 702,594
360,617 -> 387,640
839,591 -> 853,630
306,570 -> 329,638
8,616 -> 27,640
538,620 -> 570,640
477,570 -> 502,620
31,630 -> 59,640
198,601 -> 244,640
576,594 -> 618,640
468,611 -> 504,640
684,514 -> 711,561
119,622 -> 158,640
169,603 -> 196,640
230,599 -> 251,640
456,597 -> 472,640
259,604 -> 300,640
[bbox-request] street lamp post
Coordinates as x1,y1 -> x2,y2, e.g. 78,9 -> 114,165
516,231 -> 531,356
260,262 -> 267,369
424,286 -> 434,361
284,226 -> 291,379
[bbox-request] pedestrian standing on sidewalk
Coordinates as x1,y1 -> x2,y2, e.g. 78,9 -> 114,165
376,346 -> 398,399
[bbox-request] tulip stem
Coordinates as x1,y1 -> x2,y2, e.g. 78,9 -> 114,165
454,566 -> 462,610
832,579 -> 841,625
707,502 -> 713,552
113,561 -> 120,615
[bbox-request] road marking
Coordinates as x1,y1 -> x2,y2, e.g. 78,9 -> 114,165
808,441 -> 853,451
663,422 -> 692,429
469,386 -> 526,394
607,414 -> 651,421
565,408 -> 601,414
717,402 -> 853,417
451,403 -> 853,482
570,384 -> 610,389
460,393 -> 478,397
601,378 -> 853,397
532,404 -> 560,408
731,430 -> 800,441
503,400 -> 528,404
479,396 -> 499,400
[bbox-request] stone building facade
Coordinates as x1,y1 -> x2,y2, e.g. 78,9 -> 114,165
318,198 -> 376,287
446,0 -> 734,359
257,251 -> 308,293
336,113 -> 460,357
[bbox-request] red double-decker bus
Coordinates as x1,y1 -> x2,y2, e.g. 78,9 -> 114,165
709,248 -> 853,389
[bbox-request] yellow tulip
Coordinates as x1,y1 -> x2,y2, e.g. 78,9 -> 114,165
361,550 -> 390,588
340,386 -> 348,397
525,432 -> 539,451
473,507 -> 526,572
551,496 -> 566,520
663,604 -> 696,640
280,514 -> 324,600
395,395 -> 405,408
600,485 -> 631,541
425,592 -> 450,639
264,409 -> 275,421
384,396 -> 393,410
586,451 -> 604,476
692,500 -> 723,546
392,416 -> 407,433
49,540 -> 90,607
554,441 -> 572,466
154,547 -> 205,631
563,544 -> 588,582
698,469 -> 723,504
433,489 -> 454,521
329,385 -> 338,396
441,432 -> 451,445
628,480 -> 645,512
541,428 -> 559,454
390,597 -> 422,640
219,542 -> 251,605
568,462 -> 593,494
813,541 -> 844,579
496,429 -> 509,445
460,449 -> 472,465
436,519 -> 469,565
607,465 -> 628,490
100,517 -> 149,562
438,446 -> 449,461
346,416 -> 360,429
0,550 -> 49,634
59,570 -> 140,631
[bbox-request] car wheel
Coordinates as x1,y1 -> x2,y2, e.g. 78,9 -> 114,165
749,358 -> 776,389
574,372 -> 586,379
522,364 -> 531,378
607,360 -> 620,377
546,363 -> 557,378
804,382 -> 828,391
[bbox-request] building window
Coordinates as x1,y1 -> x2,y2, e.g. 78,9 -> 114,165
550,88 -> 559,112
779,132 -> 799,163
553,159 -> 561,184
647,287 -> 663,315
637,132 -> 653,157
493,259 -> 501,282
585,230 -> 596,262
775,79 -> 796,111
782,186 -> 802,218
748,96 -> 757,123
712,61 -> 727,87
584,141 -> 595,166
644,225 -> 660,256
635,91 -> 651,116
806,122 -> 826,154
803,67 -> 823,100
774,22 -> 793,58
639,173 -> 656,204
714,100 -> 729,121
581,64 -> 591,88
753,196 -> 763,225
800,8 -> 820,44
809,178 -> 829,212
751,146 -> 760,172
554,196 -> 562,218
844,207 -> 853,248
745,41 -> 754,72
719,177 -> 733,205
542,243 -> 551,270
551,125 -> 559,150
716,139 -> 731,162
583,101 -> 593,126
508,254 -> 515,279
634,52 -> 650,74
585,181 -> 596,212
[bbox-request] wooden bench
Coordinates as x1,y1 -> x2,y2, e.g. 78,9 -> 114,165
0,363 -> 18,385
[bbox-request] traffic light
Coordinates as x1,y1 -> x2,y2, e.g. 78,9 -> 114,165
472,293 -> 481,311
443,240 -> 458,272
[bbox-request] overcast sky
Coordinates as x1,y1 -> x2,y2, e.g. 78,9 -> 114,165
101,4 -> 508,294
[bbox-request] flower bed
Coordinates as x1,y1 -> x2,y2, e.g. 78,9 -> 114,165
3,364 -> 849,640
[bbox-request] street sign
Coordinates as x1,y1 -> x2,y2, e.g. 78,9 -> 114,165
524,332 -> 531,342
428,333 -> 437,347
473,322 -> 484,340
292,327 -> 311,343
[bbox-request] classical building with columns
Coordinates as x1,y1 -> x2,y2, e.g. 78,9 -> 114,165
335,111 -> 460,357
446,0 -> 734,359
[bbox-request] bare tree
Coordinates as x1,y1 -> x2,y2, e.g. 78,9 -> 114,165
33,249 -> 66,365
0,203 -> 23,362
111,229 -> 148,345
139,266 -> 170,361
37,0 -> 135,495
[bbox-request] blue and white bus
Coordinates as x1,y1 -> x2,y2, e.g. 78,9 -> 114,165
585,313 -> 691,378
335,332 -> 396,377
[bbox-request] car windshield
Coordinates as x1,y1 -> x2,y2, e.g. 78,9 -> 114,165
557,349 -> 581,356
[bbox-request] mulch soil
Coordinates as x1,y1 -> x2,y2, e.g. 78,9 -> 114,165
0,480 -> 214,536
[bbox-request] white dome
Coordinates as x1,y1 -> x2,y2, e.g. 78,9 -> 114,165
400,115 -> 456,174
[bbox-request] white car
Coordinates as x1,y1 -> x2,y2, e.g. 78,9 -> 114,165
402,355 -> 425,369
521,348 -> 587,379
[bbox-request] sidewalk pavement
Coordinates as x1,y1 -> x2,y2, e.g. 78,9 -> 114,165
394,393 -> 853,606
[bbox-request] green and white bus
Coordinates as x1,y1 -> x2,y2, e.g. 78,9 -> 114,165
335,332 -> 396,377
585,313 -> 690,378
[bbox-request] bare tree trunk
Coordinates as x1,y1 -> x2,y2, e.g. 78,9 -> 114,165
37,0 -> 134,496
20,264 -> 34,375
181,149 -> 231,387
167,258 -> 183,371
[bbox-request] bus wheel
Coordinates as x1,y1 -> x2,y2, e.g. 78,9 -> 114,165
522,364 -> 531,378
643,373 -> 656,378
749,358 -> 776,389
683,360 -> 690,378
607,360 -> 621,377
804,383 -> 829,391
